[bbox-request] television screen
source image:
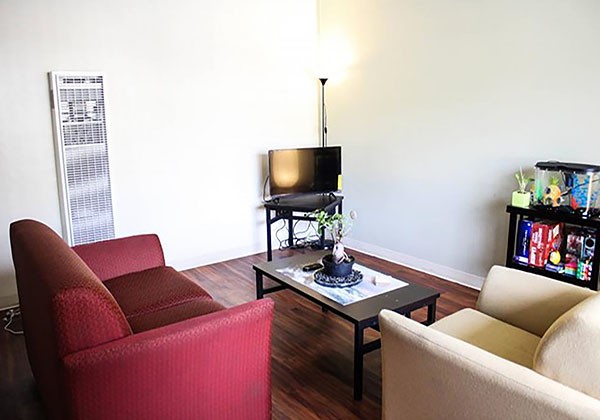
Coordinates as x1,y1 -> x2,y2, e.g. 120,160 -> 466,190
268,146 -> 341,197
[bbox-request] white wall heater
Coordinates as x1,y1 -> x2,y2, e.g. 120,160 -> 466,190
48,72 -> 115,246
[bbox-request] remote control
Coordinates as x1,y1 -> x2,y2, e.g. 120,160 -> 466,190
302,262 -> 324,272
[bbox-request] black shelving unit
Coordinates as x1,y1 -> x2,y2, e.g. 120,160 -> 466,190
505,205 -> 600,290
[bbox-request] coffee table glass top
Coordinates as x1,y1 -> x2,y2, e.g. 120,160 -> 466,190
253,250 -> 440,324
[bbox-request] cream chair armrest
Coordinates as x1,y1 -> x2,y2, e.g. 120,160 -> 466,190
476,266 -> 594,336
379,310 -> 600,420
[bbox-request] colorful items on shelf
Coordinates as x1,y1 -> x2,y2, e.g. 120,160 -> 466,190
514,220 -> 596,282
534,161 -> 600,217
578,261 -> 593,282
514,220 -> 533,264
528,221 -> 563,268
565,232 -> 584,277
549,250 -> 561,265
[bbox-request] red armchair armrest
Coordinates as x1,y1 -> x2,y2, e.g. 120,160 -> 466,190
73,234 -> 165,281
62,299 -> 274,420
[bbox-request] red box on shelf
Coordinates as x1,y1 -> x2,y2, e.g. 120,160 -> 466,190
529,223 -> 548,267
529,221 -> 563,268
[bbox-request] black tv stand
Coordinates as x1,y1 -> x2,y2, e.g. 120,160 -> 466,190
263,194 -> 343,261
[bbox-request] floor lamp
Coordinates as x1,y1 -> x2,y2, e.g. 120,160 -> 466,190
320,78 -> 328,147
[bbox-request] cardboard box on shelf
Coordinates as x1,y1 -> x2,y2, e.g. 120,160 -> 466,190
529,221 -> 563,268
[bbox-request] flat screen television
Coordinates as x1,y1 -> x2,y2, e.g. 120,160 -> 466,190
268,146 -> 341,198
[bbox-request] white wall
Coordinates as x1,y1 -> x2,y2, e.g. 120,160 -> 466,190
320,0 -> 600,285
0,0 -> 319,307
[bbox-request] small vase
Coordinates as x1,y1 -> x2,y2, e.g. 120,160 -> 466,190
512,191 -> 531,208
322,254 -> 355,277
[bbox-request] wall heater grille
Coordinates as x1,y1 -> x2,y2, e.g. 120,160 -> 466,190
49,72 -> 115,246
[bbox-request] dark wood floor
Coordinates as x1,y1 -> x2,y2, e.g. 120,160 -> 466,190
0,249 -> 478,419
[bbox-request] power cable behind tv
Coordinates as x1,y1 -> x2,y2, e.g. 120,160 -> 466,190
262,175 -> 270,202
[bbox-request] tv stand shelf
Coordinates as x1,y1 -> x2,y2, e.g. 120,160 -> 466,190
264,194 -> 343,261
505,205 -> 600,290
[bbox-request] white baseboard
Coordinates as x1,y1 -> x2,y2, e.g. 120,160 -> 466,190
345,238 -> 484,290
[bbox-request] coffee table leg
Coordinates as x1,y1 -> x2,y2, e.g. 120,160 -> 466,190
256,271 -> 264,299
426,300 -> 437,325
354,324 -> 364,401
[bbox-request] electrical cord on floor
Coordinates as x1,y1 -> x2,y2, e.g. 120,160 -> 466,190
3,307 -> 23,335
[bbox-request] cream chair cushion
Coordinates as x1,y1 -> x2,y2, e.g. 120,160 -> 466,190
432,308 -> 541,368
534,293 -> 600,400
477,266 -> 594,337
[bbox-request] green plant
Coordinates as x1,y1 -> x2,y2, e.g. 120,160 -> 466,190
515,167 -> 533,193
312,210 -> 356,244
310,210 -> 357,263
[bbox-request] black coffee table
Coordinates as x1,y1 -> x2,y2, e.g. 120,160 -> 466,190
253,250 -> 440,400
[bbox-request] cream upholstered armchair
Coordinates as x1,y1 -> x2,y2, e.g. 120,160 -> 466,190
379,266 -> 600,420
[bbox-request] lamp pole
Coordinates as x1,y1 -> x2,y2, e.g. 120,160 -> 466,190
319,78 -> 328,147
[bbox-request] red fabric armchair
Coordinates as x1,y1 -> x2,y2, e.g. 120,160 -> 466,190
10,219 -> 274,420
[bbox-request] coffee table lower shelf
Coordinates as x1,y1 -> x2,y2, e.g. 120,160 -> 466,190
253,255 -> 440,401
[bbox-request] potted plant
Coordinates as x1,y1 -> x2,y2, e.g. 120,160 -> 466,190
512,167 -> 532,208
312,209 -> 357,277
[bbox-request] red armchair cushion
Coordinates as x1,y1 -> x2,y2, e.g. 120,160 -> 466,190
73,234 -> 165,281
127,298 -> 225,333
103,266 -> 212,318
